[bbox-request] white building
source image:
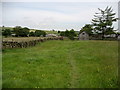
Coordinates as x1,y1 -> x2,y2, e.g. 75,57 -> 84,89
46,34 -> 58,37
79,31 -> 89,40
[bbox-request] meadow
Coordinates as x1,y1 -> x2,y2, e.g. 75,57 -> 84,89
2,40 -> 118,88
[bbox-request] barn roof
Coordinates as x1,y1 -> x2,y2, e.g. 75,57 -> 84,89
79,31 -> 89,34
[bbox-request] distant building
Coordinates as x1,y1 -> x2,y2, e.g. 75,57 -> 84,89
104,34 -> 116,38
118,35 -> 120,40
79,31 -> 89,40
11,34 -> 16,37
46,34 -> 58,37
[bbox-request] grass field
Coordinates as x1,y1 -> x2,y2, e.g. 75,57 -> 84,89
2,40 -> 118,88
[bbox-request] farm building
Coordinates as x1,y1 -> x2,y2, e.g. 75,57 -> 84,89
118,35 -> 120,40
79,31 -> 89,40
104,34 -> 117,38
46,34 -> 58,37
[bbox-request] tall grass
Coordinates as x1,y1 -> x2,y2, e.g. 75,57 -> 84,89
2,40 -> 118,88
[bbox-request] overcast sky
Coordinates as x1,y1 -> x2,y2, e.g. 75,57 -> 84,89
1,0 -> 119,31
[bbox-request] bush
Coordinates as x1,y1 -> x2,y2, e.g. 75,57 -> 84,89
13,26 -> 30,37
60,29 -> 76,40
35,30 -> 46,37
2,29 -> 11,37
29,32 -> 35,37
68,35 -> 74,40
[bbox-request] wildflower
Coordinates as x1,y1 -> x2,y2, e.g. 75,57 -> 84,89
97,68 -> 100,73
27,72 -> 29,74
42,74 -> 44,77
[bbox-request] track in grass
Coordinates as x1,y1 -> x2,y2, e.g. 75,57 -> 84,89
69,51 -> 79,88
2,40 -> 118,88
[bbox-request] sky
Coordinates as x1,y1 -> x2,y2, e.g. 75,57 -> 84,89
1,0 -> 119,31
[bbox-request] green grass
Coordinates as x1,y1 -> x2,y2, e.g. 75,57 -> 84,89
2,40 -> 118,88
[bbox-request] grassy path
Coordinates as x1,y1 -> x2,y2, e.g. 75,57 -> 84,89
69,51 -> 79,88
2,40 -> 118,88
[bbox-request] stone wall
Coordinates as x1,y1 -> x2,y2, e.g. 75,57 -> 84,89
2,37 -> 63,49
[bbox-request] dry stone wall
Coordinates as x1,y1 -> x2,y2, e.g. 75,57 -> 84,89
2,37 -> 63,49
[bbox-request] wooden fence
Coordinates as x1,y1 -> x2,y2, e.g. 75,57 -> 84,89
2,37 -> 63,49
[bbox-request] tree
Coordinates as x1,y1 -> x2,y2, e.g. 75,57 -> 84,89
41,31 -> 46,37
2,29 -> 11,37
58,31 -> 61,33
92,6 -> 117,39
29,32 -> 35,37
35,30 -> 46,37
13,26 -> 22,37
35,30 -> 42,37
60,31 -> 65,36
65,29 -> 69,37
60,29 -> 76,40
69,29 -> 76,36
52,29 -> 55,32
68,29 -> 76,40
80,24 -> 93,35
13,26 -> 30,37
22,27 -> 30,37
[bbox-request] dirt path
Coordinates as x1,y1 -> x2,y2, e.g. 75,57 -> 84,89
68,52 -> 79,88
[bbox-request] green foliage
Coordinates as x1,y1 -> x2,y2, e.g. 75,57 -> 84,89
68,34 -> 74,40
35,30 -> 42,37
80,24 -> 93,35
58,31 -> 61,33
68,29 -> 76,40
104,28 -> 116,35
13,26 -> 30,37
35,30 -> 46,37
60,31 -> 65,36
2,29 -> 11,37
60,29 -> 76,40
52,29 -> 55,32
22,27 -> 30,36
92,6 -> 117,39
29,32 -> 35,37
13,26 -> 22,37
42,31 -> 47,37
69,29 -> 76,36
65,30 -> 70,37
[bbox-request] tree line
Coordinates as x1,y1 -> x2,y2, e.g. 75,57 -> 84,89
2,26 -> 46,37
2,6 -> 119,40
58,29 -> 77,40
57,6 -> 119,40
